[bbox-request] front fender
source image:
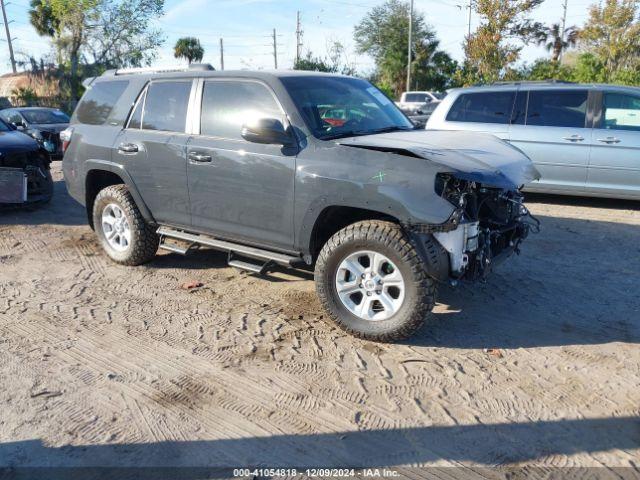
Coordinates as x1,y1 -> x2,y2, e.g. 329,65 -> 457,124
294,144 -> 457,253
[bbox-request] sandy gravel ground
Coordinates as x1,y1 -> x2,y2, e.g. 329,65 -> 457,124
0,163 -> 639,474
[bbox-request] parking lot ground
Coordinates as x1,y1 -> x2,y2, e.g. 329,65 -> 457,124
1,163 -> 639,472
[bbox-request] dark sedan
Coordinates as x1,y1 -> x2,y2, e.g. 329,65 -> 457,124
0,119 -> 53,205
0,107 -> 70,160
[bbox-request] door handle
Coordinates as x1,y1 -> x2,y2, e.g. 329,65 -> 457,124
562,135 -> 584,142
597,137 -> 621,144
188,151 -> 212,163
118,143 -> 139,154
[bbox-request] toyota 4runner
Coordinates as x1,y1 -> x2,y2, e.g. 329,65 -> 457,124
63,65 -> 540,342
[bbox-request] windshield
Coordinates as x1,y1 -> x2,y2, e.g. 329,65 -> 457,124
281,76 -> 414,140
20,109 -> 70,125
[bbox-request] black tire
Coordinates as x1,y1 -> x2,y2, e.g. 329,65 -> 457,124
92,184 -> 159,266
315,220 -> 436,342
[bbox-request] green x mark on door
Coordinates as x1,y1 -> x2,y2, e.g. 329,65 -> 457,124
372,171 -> 386,182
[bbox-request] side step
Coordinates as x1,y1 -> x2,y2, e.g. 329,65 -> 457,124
158,238 -> 193,255
156,226 -> 302,272
228,252 -> 275,275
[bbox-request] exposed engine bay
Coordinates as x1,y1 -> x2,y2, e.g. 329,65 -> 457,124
412,173 -> 540,282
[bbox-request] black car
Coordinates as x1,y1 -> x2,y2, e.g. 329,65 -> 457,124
0,119 -> 53,205
0,107 -> 70,160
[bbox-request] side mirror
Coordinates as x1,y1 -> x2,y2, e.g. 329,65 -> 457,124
241,118 -> 293,146
12,121 -> 25,131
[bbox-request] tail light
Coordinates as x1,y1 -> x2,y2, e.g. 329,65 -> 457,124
60,127 -> 74,154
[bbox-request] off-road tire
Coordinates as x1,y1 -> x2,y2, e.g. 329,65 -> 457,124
92,184 -> 159,266
315,220 -> 436,342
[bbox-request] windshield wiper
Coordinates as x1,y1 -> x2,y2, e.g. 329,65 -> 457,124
323,126 -> 412,141
365,126 -> 413,135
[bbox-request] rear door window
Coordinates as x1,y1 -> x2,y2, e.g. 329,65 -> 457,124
142,81 -> 192,132
602,92 -> 640,132
75,80 -> 129,125
200,81 -> 283,139
446,92 -> 515,124
526,90 -> 588,128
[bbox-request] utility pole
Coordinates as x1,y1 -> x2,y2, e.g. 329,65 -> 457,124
295,11 -> 303,65
467,0 -> 473,38
0,0 -> 16,74
219,38 -> 224,71
272,28 -> 278,69
406,0 -> 413,92
559,0 -> 568,63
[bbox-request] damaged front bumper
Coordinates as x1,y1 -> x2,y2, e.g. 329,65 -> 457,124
0,150 -> 53,205
407,174 -> 540,283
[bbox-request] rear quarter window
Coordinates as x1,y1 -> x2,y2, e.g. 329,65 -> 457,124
446,92 -> 515,124
526,90 -> 588,128
74,81 -> 129,125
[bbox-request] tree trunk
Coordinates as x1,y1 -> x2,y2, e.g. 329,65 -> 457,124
552,40 -> 561,63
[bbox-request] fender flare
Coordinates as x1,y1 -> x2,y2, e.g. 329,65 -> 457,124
84,159 -> 156,224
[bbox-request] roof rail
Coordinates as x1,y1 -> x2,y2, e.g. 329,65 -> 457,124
486,80 -> 576,86
104,63 -> 215,77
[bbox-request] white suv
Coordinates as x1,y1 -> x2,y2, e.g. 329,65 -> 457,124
427,82 -> 640,200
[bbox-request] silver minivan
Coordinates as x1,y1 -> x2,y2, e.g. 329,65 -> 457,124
427,82 -> 640,200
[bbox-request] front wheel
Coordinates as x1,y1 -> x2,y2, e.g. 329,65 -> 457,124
315,220 -> 436,342
92,184 -> 159,266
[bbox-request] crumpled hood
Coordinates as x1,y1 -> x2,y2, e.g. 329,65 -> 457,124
339,129 -> 540,189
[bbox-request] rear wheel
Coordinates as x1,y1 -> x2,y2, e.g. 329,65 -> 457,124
92,184 -> 159,266
315,220 -> 436,342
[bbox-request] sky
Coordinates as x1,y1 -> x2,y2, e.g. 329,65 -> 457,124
0,0 -> 597,77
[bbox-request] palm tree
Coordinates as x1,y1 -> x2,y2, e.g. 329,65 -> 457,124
173,37 -> 205,64
537,23 -> 579,63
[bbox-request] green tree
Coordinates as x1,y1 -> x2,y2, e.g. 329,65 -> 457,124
354,0 -> 456,96
29,0 -> 165,101
173,37 -> 204,64
579,0 -> 640,81
88,0 -> 165,68
516,58 -> 575,81
294,42 -> 355,75
463,0 -> 544,85
536,23 -> 579,62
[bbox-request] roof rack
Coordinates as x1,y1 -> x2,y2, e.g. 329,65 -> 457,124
103,63 -> 215,77
486,80 -> 576,86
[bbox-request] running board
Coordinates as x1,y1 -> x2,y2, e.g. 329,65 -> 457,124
156,226 -> 301,268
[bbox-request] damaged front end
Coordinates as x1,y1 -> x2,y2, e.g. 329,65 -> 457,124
0,149 -> 53,205
410,173 -> 540,283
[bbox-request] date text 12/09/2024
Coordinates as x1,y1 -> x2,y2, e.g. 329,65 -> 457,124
233,468 -> 401,477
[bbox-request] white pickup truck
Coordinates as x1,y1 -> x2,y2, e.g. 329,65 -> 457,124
395,91 -> 445,128
396,91 -> 443,111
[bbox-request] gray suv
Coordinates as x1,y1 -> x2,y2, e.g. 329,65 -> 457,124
62,65 -> 539,341
427,82 -> 640,200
